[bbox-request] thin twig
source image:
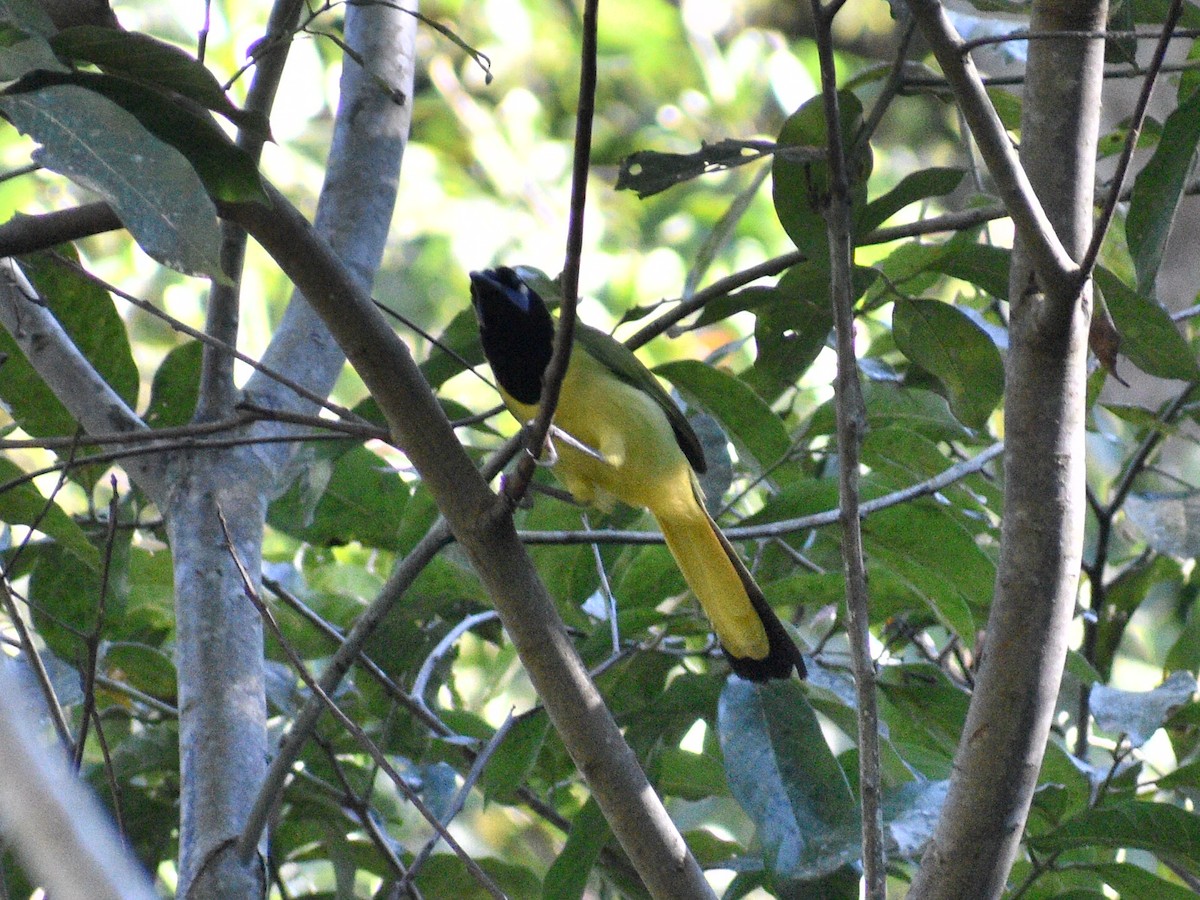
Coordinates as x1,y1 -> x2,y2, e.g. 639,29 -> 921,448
216,508 -> 506,900
0,577 -> 72,750
855,18 -> 918,157
504,0 -> 598,503
397,712 -> 518,894
411,610 -> 500,734
517,442 -> 1004,545
72,480 -> 121,771
237,518 -> 456,862
810,1 -> 885,893
1078,0 -> 1185,285
958,25 -> 1200,55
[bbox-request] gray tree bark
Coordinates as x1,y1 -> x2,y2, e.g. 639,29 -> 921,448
907,0 -> 1107,894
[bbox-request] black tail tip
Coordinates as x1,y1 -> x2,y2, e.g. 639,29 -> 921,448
726,646 -> 807,682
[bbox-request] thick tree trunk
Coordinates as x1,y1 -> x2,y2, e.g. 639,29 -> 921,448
908,0 -> 1106,894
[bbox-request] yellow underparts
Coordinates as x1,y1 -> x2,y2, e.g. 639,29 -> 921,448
502,347 -> 771,662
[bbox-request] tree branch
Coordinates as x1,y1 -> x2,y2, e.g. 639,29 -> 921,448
811,3 -> 885,894
224,182 -> 713,899
906,0 -> 1079,295
0,658 -> 159,899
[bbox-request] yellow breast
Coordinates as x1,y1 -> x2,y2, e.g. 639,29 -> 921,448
500,346 -> 697,515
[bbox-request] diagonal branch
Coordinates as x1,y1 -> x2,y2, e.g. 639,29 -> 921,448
224,181 -> 713,900
906,0 -> 1079,294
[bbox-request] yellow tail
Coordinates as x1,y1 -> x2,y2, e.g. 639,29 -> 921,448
654,494 -> 804,681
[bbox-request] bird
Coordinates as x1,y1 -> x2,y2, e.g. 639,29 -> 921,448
469,266 -> 805,681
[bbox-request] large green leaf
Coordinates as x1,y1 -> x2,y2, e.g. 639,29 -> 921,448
542,797 -> 609,900
858,168 -> 965,236
1095,267 -> 1200,381
30,539 -> 124,662
863,501 -> 995,639
477,713 -> 550,804
927,242 -> 1012,302
718,678 -> 858,880
267,444 -> 411,551
1089,863 -> 1199,900
0,83 -> 224,277
414,854 -> 543,900
893,298 -> 1004,429
861,426 -> 995,524
877,664 -> 970,779
0,457 -> 98,567
0,250 -> 138,440
655,359 -> 790,469
772,92 -> 869,259
809,382 -> 973,443
1031,801 -> 1200,875
7,70 -> 266,204
49,27 -> 267,134
1127,87 -> 1200,295
745,263 -> 837,402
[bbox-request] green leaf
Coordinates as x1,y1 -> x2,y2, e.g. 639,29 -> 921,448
145,341 -> 201,428
49,27 -> 268,134
1089,671 -> 1197,748
772,92 -> 870,259
878,664 -> 970,779
863,501 -> 994,638
987,86 -> 1022,132
1031,800 -> 1200,875
421,306 -> 487,391
861,427 -> 992,521
718,678 -> 859,880
102,642 -> 177,701
267,444 -> 411,551
1127,87 -> 1200,294
858,168 -> 965,235
657,747 -> 729,800
892,298 -> 1004,429
927,242 -> 1012,303
0,457 -> 98,568
1095,268 -> 1200,381
1089,863 -> 1199,900
1034,740 -> 1093,825
655,359 -> 790,469
542,797 -> 609,900
478,714 -> 550,803
414,854 -> 543,900
856,383 -> 974,442
1154,757 -> 1200,791
682,828 -> 741,867
8,70 -> 267,204
743,263 -> 837,402
0,84 -> 224,277
0,250 -> 138,441
30,540 -> 123,662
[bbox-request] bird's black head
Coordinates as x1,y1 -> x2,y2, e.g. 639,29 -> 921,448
470,267 -> 555,405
